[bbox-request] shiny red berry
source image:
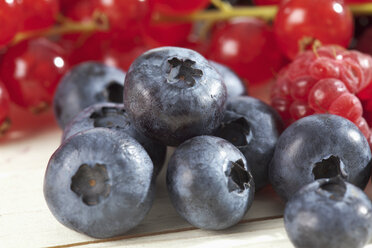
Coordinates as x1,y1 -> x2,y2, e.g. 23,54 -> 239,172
20,0 -> 59,31
274,0 -> 353,59
64,0 -> 150,41
150,0 -> 210,14
207,18 -> 285,85
0,38 -> 69,112
0,0 -> 21,48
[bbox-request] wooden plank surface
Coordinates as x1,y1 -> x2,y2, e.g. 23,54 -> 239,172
1,123 -> 372,248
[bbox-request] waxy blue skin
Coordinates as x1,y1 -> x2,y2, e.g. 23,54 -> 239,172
285,178 -> 372,248
62,102 -> 166,176
269,114 -> 372,201
215,96 -> 283,190
54,62 -> 126,128
44,128 -> 154,238
167,136 -> 255,230
209,60 -> 247,98
124,47 -> 227,147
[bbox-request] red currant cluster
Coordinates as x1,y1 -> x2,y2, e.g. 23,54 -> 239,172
0,0 -> 372,139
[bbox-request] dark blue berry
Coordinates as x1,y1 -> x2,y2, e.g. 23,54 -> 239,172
209,60 -> 247,98
44,128 -> 154,238
53,62 -> 126,128
62,102 -> 166,176
285,178 -> 372,248
166,136 -> 255,230
214,96 -> 283,190
123,47 -> 227,146
269,114 -> 372,200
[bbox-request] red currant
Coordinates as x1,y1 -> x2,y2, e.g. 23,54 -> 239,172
150,0 -> 210,15
20,0 -> 59,31
65,0 -> 150,41
274,0 -> 353,59
59,0 -> 81,12
179,39 -> 210,57
62,33 -> 149,71
102,42 -> 150,71
0,38 -> 69,112
142,17 -> 192,47
207,18 -> 285,85
0,0 -> 21,48
63,0 -> 99,22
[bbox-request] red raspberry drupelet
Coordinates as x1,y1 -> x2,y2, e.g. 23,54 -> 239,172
271,45 -> 372,145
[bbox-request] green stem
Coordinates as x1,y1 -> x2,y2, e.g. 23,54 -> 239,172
350,3 -> 372,16
12,11 -> 109,45
156,3 -> 372,23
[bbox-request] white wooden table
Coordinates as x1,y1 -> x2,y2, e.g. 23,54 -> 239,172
2,102 -> 372,248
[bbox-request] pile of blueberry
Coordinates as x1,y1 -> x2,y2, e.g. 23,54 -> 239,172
44,46 -> 372,248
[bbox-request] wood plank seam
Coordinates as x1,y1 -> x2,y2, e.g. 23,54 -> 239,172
47,215 -> 284,248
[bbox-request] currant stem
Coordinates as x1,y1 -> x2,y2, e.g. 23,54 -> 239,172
156,3 -> 372,23
12,11 -> 109,45
349,3 -> 372,16
156,5 -> 277,23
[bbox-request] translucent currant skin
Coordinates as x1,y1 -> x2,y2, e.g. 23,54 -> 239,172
142,13 -> 192,47
274,0 -> 353,59
149,0 -> 210,14
61,0 -> 149,66
0,38 -> 69,112
61,33 -> 149,71
0,80 -> 10,134
208,18 -> 285,85
102,0 -> 150,40
0,0 -> 21,48
19,0 -> 59,31
59,0 -> 77,12
65,0 -> 150,41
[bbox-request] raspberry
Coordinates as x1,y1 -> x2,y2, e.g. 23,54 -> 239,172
271,45 -> 372,145
308,78 -> 348,113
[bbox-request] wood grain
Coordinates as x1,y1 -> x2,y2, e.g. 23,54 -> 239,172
0,127 -> 371,248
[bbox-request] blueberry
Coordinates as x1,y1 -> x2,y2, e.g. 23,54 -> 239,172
44,128 -> 154,238
54,62 -> 126,128
269,114 -> 372,200
284,178 -> 372,248
62,102 -> 166,176
209,60 -> 247,98
166,136 -> 255,230
214,96 -> 283,190
123,47 -> 227,146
